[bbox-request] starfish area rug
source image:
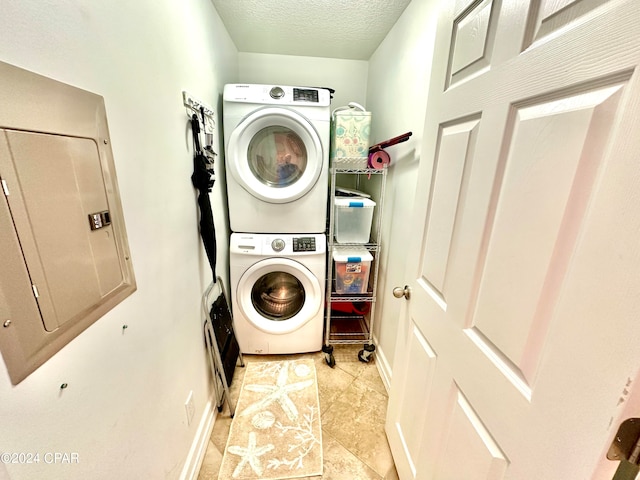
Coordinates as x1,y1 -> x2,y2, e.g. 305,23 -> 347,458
218,359 -> 323,480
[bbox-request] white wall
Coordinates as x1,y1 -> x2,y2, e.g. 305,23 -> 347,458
365,0 -> 441,386
239,52 -> 368,109
0,1 -> 237,479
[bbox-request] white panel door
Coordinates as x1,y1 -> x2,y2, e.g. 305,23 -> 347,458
386,0 -> 640,479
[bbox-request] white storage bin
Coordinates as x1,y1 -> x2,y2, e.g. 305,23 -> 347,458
333,248 -> 373,294
334,198 -> 376,244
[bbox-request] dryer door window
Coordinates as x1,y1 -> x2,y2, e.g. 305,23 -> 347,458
227,107 -> 323,204
237,258 -> 322,334
251,271 -> 305,320
247,126 -> 307,188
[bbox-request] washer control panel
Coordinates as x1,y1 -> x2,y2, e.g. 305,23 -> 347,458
231,233 -> 325,255
293,237 -> 316,252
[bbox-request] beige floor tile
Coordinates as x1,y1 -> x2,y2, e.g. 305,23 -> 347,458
197,439 -> 222,480
210,409 -> 233,454
384,463 -> 400,480
314,355 -> 357,414
355,362 -> 388,397
307,430 -> 383,480
321,380 -> 394,477
332,345 -> 371,378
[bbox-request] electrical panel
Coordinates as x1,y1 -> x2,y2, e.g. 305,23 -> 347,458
0,61 -> 136,384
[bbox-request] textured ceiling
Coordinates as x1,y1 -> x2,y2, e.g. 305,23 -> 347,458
210,0 -> 413,60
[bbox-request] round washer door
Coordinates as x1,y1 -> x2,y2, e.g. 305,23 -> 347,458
227,107 -> 323,204
236,257 -> 322,335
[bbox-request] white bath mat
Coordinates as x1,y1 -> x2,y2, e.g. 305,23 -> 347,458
218,359 -> 323,479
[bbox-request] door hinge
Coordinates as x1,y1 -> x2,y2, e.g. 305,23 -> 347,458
608,418 -> 640,479
31,284 -> 39,298
1,179 -> 9,196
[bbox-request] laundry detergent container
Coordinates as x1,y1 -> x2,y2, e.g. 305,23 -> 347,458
334,197 -> 376,243
333,247 -> 373,294
330,103 -> 372,160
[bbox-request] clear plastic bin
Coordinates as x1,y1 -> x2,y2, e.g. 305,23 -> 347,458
333,247 -> 373,294
334,198 -> 375,244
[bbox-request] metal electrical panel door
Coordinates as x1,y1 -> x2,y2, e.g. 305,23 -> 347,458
2,131 -> 124,332
0,61 -> 136,384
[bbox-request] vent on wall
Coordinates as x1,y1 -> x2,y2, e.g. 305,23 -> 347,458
0,61 -> 136,384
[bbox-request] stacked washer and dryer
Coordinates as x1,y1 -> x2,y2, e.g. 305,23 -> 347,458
223,84 -> 331,355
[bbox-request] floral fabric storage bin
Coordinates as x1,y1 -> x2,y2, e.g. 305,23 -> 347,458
330,102 -> 372,161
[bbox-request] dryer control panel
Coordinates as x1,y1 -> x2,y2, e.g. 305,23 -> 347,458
292,88 -> 319,103
269,86 -> 318,102
224,84 -> 331,107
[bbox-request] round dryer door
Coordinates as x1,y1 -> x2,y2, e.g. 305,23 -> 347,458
227,107 -> 323,204
236,258 -> 322,335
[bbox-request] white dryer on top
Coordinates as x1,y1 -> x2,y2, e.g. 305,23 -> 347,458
223,84 -> 331,233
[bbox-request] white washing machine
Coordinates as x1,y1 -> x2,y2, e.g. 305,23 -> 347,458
223,84 -> 331,233
230,232 -> 326,354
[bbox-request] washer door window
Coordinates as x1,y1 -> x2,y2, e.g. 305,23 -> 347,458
228,107 -> 323,204
251,271 -> 305,320
237,258 -> 321,335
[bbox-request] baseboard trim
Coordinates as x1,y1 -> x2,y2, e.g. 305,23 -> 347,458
373,334 -> 392,393
179,395 -> 217,480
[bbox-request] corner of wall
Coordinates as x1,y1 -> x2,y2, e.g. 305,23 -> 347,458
364,0 -> 441,379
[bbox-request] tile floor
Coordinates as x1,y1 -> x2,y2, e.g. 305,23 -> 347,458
197,344 -> 399,480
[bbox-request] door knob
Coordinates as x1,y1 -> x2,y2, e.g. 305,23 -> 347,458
393,285 -> 411,300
